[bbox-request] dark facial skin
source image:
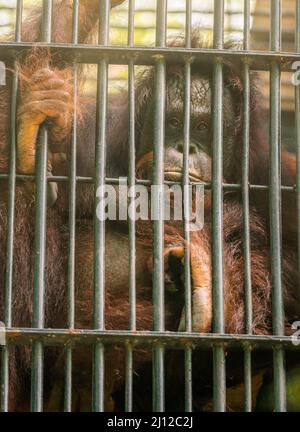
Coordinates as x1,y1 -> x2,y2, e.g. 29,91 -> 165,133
137,71 -> 236,182
54,69 -> 237,219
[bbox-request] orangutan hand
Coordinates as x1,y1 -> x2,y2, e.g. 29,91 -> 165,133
164,240 -> 212,333
17,67 -> 73,205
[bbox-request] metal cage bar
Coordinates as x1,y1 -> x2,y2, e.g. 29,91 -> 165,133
0,0 -> 23,413
212,0 -> 226,413
63,0 -> 79,413
183,0 -> 193,413
30,0 -> 53,413
1,44 -> 300,71
242,0 -> 253,413
0,172 -> 296,191
4,328 -> 300,349
152,0 -> 167,413
125,0 -> 136,413
92,0 -> 110,413
269,0 -> 286,413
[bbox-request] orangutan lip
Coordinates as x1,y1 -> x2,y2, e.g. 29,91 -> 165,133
164,171 -> 204,183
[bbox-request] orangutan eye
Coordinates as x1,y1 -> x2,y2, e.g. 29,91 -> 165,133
197,121 -> 209,131
168,117 -> 180,128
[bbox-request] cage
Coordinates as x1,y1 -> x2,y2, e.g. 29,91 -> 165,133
0,0 -> 299,413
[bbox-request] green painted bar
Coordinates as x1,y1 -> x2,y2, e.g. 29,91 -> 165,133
153,347 -> 165,411
67,0 -> 79,330
4,328 -> 300,350
185,0 -> 192,49
213,344 -> 226,411
128,0 -> 136,333
30,120 -> 48,412
296,0 -> 300,302
63,0 -> 79,413
0,350 -> 9,412
92,0 -> 110,413
242,0 -> 252,412
0,172 -> 295,192
93,342 -> 105,411
152,59 -> 166,412
273,346 -> 286,410
269,0 -> 286,413
212,0 -> 226,413
125,345 -> 133,412
243,0 -> 250,52
183,6 -> 192,339
182,0 -> 193,413
64,348 -> 73,412
183,60 -> 192,409
184,347 -> 193,412
125,0 -> 136,412
242,1 -> 252,333
30,0 -> 52,413
0,0 -> 22,412
152,0 -> 167,413
15,0 -> 23,43
0,44 -> 299,71
213,2 -> 224,49
243,347 -> 252,412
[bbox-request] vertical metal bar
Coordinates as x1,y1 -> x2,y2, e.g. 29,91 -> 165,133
64,348 -> 72,412
243,0 -> 252,340
183,63 -> 193,406
295,0 -> 300,301
125,0 -> 136,412
269,0 -> 286,413
152,0 -> 167,413
128,0 -> 135,47
184,349 -> 192,412
213,0 -> 224,50
243,0 -> 250,51
243,0 -> 252,412
41,0 -> 52,42
0,0 -> 23,412
15,0 -> 23,43
128,0 -> 136,332
92,0 -> 109,413
185,0 -> 192,48
183,0 -> 193,413
243,347 -> 252,411
64,0 -> 79,413
30,0 -> 52,413
183,3 -> 192,334
125,0 -> 135,413
125,345 -> 133,412
212,0 -> 226,412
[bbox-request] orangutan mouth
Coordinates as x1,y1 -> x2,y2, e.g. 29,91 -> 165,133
164,170 -> 204,183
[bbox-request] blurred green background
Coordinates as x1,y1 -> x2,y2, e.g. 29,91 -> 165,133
0,0 -> 255,45
0,1 -> 256,94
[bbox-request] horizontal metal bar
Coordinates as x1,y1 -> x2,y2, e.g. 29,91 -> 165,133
3,329 -> 300,350
0,43 -> 299,70
0,174 -> 295,192
0,4 -> 290,16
